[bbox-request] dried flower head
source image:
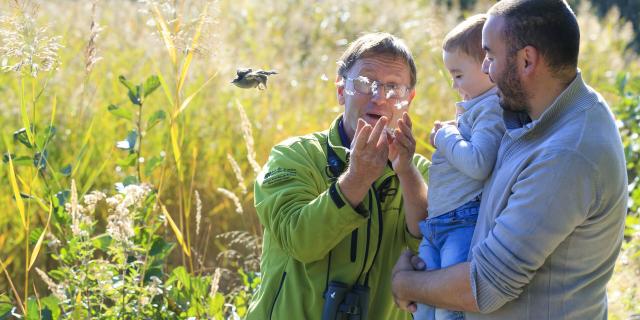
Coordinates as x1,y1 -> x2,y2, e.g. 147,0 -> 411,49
0,2 -> 63,77
227,153 -> 247,194
216,187 -> 243,215
105,184 -> 152,247
195,190 -> 202,236
36,267 -> 67,301
139,0 -> 220,58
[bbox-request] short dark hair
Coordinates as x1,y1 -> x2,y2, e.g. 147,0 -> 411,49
488,0 -> 580,74
337,32 -> 417,88
443,14 -> 487,63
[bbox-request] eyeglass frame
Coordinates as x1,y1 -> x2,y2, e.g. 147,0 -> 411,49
342,76 -> 412,100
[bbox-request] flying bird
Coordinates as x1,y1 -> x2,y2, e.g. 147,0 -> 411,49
231,68 -> 278,90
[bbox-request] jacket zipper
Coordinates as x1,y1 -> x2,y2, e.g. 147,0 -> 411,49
269,271 -> 287,320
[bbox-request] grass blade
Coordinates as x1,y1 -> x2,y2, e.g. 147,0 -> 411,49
171,72 -> 217,120
170,123 -> 183,181
20,78 -> 35,147
5,150 -> 27,229
28,202 -> 52,271
151,4 -> 177,65
0,257 -> 25,315
177,2 -> 210,93
161,204 -> 191,257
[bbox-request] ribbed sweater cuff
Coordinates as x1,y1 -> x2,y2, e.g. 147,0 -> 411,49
470,259 -> 508,313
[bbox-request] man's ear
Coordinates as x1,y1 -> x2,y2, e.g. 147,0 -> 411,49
407,89 -> 416,104
336,75 -> 345,105
521,45 -> 539,76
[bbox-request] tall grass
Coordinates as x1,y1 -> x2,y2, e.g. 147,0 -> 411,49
0,0 -> 638,318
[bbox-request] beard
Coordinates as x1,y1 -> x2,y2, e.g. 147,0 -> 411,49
495,55 -> 530,113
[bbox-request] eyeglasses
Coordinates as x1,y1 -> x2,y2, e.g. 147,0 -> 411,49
344,76 -> 411,100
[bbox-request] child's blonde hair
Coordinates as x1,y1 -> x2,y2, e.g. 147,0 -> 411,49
443,14 -> 487,63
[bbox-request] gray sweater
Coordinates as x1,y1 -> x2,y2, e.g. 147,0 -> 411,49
466,72 -> 628,319
428,87 -> 505,217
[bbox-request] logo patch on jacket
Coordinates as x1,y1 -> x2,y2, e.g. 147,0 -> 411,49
263,168 -> 297,186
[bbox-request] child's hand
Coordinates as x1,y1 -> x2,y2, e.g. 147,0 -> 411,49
429,121 -> 444,148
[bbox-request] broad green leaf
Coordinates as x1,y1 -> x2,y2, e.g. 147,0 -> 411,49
149,237 -> 175,258
144,155 -> 164,176
60,164 -> 72,176
0,294 -> 12,318
3,154 -> 31,166
116,153 -> 137,167
13,128 -> 33,149
144,75 -> 161,97
40,296 -> 60,320
35,126 -> 56,150
123,175 -> 138,186
147,110 -> 167,130
92,234 -> 112,251
107,104 -> 134,120
26,298 -> 39,320
118,75 -> 136,93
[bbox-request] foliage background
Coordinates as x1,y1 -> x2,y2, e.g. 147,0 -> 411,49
0,0 -> 638,318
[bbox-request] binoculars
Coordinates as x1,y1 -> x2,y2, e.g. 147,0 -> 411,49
322,281 -> 370,320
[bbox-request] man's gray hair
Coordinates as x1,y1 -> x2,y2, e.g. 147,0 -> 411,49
337,32 -> 417,88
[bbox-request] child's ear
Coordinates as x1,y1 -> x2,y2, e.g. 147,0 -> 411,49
336,75 -> 345,105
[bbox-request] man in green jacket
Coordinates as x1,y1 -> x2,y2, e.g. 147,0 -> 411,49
245,32 -> 429,320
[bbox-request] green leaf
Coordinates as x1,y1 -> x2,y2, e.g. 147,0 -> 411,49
123,175 -> 138,186
35,125 -> 56,149
13,128 -> 33,148
33,150 -> 47,171
144,75 -> 161,97
92,234 -> 112,251
150,237 -> 175,258
208,293 -> 224,318
0,294 -> 13,318
60,164 -> 72,176
26,298 -> 39,320
29,227 -> 44,245
108,104 -> 134,121
147,110 -> 166,130
144,156 -> 164,176
3,153 -> 32,166
116,153 -> 138,167
118,75 -> 136,93
40,296 -> 60,320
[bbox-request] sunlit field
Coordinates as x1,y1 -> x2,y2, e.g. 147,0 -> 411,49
0,0 -> 638,318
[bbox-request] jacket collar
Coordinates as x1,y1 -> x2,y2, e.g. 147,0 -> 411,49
327,115 -> 397,179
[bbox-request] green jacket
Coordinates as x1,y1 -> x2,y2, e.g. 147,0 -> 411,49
246,116 -> 430,320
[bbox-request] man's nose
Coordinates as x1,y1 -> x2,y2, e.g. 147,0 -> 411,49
370,87 -> 387,104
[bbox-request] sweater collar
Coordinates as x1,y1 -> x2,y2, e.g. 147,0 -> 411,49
504,70 -> 594,139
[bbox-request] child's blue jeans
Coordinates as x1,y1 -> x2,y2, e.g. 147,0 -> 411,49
414,199 -> 480,320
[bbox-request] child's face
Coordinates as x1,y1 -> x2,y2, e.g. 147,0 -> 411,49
443,49 -> 493,101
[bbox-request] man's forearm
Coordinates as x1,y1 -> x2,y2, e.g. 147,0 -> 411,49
397,164 -> 427,237
392,262 -> 479,312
